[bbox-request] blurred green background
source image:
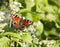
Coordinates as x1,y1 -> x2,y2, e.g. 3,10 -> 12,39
0,0 -> 60,47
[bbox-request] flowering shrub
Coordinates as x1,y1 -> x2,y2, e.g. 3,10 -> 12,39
0,0 -> 60,47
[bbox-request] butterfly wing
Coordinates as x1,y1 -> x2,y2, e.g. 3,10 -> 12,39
11,14 -> 33,30
11,14 -> 25,30
23,19 -> 33,27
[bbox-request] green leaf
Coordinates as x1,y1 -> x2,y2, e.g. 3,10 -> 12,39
44,28 -> 58,36
51,41 -> 59,47
25,0 -> 35,11
21,32 -> 32,44
34,0 -> 48,12
32,15 -> 39,22
44,6 -> 55,13
0,37 -> 10,47
2,32 -> 21,39
55,23 -> 60,28
26,13 -> 33,21
46,13 -> 58,22
32,13 -> 39,22
11,37 -> 19,42
26,12 -> 39,22
49,0 -> 60,7
34,21 -> 43,36
18,42 -> 24,47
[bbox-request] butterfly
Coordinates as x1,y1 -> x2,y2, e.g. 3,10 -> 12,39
11,14 -> 33,30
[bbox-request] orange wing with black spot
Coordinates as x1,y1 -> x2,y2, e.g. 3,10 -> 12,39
11,14 -> 33,30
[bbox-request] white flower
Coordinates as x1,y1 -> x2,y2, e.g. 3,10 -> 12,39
14,1 -> 18,5
14,1 -> 23,7
0,11 -> 5,16
37,21 -> 41,25
10,1 -> 23,12
33,37 -> 39,44
0,11 -> 5,21
0,30 -> 4,32
0,17 -> 3,21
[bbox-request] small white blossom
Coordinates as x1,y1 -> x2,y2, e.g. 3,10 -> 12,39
20,32 -> 23,35
0,23 -> 7,29
0,30 -> 4,32
23,17 -> 25,19
10,1 -> 23,12
0,11 -> 5,21
41,13 -> 45,17
33,37 -> 39,44
14,1 -> 18,5
32,35 -> 36,38
28,25 -> 36,32
14,1 -> 23,7
39,40 -> 55,47
37,21 -> 41,25
0,11 -> 5,16
0,17 -> 3,21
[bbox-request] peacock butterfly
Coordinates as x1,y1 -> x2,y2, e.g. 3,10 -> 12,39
11,14 -> 33,30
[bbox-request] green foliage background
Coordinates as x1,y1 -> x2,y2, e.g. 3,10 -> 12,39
0,0 -> 60,47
